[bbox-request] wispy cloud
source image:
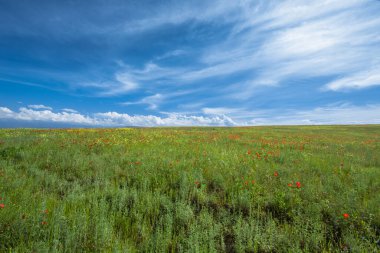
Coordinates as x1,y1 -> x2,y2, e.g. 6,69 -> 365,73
198,0 -> 380,93
247,103 -> 380,125
28,104 -> 53,110
120,89 -> 199,110
121,93 -> 164,110
62,108 -> 78,113
104,0 -> 380,100
202,107 -> 243,115
324,67 -> 380,91
155,49 -> 187,61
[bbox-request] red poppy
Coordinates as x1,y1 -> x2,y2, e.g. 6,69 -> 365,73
343,213 -> 349,219
288,183 -> 293,187
274,171 -> 279,177
0,203 -> 4,209
296,182 -> 301,188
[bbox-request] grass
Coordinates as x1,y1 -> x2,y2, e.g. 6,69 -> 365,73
0,125 -> 379,252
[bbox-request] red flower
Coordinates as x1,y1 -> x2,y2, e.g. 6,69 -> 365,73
288,183 -> 293,187
296,182 -> 301,188
41,221 -> 47,225
274,171 -> 279,177
343,213 -> 349,219
0,203 -> 4,209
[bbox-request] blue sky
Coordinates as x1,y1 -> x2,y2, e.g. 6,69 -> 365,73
0,0 -> 380,127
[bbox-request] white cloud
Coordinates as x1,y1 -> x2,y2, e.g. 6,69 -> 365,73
247,104 -> 380,125
77,71 -> 140,97
16,108 -> 96,124
194,0 -> 380,95
114,73 -> 139,92
94,73 -> 139,96
202,107 -> 242,115
121,93 -> 163,110
324,68 -> 380,91
3,0 -> 378,101
1,104 -> 379,127
121,89 -> 197,110
177,102 -> 204,110
249,10 -> 380,86
28,104 -> 53,110
155,49 -> 187,61
0,107 -> 13,114
0,107 -> 96,125
107,0 -> 380,101
121,1 -> 243,34
62,108 -> 78,113
95,112 -> 237,126
0,106 -> 237,127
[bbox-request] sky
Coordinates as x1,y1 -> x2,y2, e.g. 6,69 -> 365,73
0,0 -> 380,127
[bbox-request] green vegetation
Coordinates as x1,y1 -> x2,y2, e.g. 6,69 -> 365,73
0,125 -> 379,252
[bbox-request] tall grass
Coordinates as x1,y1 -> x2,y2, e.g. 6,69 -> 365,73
0,126 -> 379,252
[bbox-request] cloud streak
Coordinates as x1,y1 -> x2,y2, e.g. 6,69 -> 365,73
324,68 -> 380,91
104,0 -> 380,99
28,104 -> 53,110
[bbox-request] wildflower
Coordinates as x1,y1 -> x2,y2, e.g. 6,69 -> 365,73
0,203 -> 4,209
296,182 -> 301,188
343,213 -> 349,219
41,221 -> 47,225
251,180 -> 255,184
247,150 -> 251,155
274,171 -> 279,177
288,183 -> 293,187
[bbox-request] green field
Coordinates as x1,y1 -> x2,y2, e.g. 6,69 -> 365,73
0,126 -> 379,252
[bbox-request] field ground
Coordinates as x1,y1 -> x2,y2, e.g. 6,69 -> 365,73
0,125 -> 379,252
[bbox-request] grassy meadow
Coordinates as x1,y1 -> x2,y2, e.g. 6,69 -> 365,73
0,125 -> 379,252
